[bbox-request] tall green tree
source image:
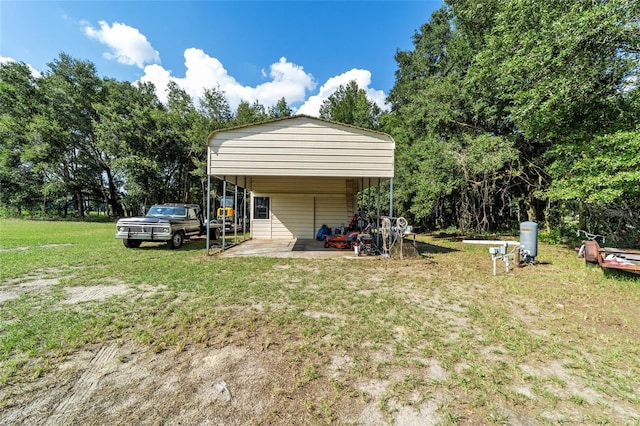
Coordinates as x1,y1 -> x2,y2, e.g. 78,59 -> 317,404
162,81 -> 200,203
0,61 -> 42,214
199,86 -> 232,125
388,0 -> 640,239
465,0 -> 640,240
389,5 -> 519,231
34,53 -> 107,217
1,54 -> 251,217
193,86 -> 233,206
233,100 -> 268,125
93,79 -> 168,215
268,97 -> 292,119
319,80 -> 382,130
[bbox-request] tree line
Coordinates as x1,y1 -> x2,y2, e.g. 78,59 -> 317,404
388,0 -> 640,244
0,53 -> 294,218
1,0 -> 639,244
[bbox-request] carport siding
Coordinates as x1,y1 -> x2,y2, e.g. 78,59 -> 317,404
250,177 -> 352,239
208,116 -> 394,180
251,195 -> 349,240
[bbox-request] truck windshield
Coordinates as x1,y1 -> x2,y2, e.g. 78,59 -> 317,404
147,206 -> 187,217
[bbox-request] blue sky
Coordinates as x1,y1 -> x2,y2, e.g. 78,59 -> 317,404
1,1 -> 443,116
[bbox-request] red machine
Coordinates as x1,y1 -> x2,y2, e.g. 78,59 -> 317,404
324,230 -> 360,249
323,214 -> 377,251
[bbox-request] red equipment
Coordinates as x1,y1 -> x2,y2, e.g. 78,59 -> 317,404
324,230 -> 360,249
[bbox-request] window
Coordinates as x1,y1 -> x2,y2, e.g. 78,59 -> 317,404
253,197 -> 270,219
172,207 -> 187,217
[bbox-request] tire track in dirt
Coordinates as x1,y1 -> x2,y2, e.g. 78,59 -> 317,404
45,343 -> 119,425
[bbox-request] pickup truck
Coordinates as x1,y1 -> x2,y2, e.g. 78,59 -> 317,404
115,203 -> 221,249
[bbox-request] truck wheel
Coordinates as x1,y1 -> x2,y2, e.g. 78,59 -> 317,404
168,231 -> 184,249
123,239 -> 142,248
209,227 -> 220,240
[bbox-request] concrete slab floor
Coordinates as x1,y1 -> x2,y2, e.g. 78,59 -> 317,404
217,238 -> 367,259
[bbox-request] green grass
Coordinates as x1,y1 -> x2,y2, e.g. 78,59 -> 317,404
1,219 -> 639,424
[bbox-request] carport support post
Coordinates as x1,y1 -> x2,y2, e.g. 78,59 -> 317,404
360,177 -> 364,216
368,177 -> 371,219
389,178 -> 394,256
243,177 -> 247,241
234,177 -> 238,243
377,179 -> 381,247
206,174 -> 211,256
222,178 -> 226,250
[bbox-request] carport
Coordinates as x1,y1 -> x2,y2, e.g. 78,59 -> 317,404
204,115 -> 395,255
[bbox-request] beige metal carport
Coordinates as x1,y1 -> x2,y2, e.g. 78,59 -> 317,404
205,115 -> 395,253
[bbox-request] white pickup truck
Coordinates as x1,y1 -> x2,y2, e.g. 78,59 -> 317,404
115,203 -> 221,249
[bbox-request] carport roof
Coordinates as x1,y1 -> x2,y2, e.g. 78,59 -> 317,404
206,114 -> 393,140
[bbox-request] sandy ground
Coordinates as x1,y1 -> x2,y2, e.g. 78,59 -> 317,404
1,275 -> 446,425
4,340 -> 452,425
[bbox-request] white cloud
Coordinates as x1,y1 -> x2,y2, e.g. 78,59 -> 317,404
296,68 -> 389,117
255,57 -> 316,108
0,56 -> 42,78
137,49 -> 388,118
84,21 -> 160,68
79,22 -> 387,117
138,49 -> 316,110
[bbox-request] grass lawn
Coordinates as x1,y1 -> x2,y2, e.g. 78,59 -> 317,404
1,219 -> 639,424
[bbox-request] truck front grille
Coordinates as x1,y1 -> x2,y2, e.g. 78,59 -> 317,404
119,226 -> 169,234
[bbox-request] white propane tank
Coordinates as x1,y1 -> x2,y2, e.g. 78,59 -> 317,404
519,221 -> 538,261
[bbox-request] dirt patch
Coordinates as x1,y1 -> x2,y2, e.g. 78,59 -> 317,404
519,360 -> 605,406
0,278 -> 59,304
356,377 -> 446,425
2,343 -> 278,425
3,341 -> 409,425
61,284 -> 131,304
0,244 -> 73,253
1,271 -> 164,306
303,310 -> 345,320
0,246 -> 29,253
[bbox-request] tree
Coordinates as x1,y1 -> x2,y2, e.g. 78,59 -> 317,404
94,79 -> 168,216
546,129 -> 640,244
34,53 -> 107,217
1,53 -> 246,217
388,0 -> 640,237
194,86 -> 233,206
465,0 -> 640,238
233,100 -> 268,126
388,5 -> 519,231
268,97 -> 292,119
199,86 -> 232,125
162,81 -> 200,203
0,61 -> 42,214
319,80 -> 381,130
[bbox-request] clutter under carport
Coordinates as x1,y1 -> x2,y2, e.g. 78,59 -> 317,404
316,214 -> 411,257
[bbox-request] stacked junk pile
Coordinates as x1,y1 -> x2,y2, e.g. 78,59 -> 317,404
316,214 -> 411,257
